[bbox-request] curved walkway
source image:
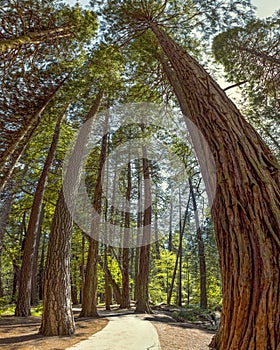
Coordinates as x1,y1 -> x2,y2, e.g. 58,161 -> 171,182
67,310 -> 161,350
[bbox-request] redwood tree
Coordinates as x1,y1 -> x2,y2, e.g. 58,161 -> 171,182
99,2 -> 280,348
15,104 -> 67,317
150,23 -> 280,350
39,92 -> 103,336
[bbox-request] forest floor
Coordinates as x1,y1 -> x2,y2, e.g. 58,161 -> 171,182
147,312 -> 215,350
0,312 -> 108,350
0,306 -> 216,349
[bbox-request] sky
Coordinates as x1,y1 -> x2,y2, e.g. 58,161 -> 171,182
64,0 -> 279,18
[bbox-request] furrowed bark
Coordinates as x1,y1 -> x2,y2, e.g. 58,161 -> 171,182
39,91 -> 103,336
151,23 -> 280,350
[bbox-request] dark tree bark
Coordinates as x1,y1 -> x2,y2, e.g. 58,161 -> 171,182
135,145 -> 153,314
80,233 -> 86,304
168,200 -> 173,252
0,180 -> 15,296
154,188 -> 160,259
167,192 -> 190,305
31,204 -> 45,306
104,245 -> 112,310
120,161 -> 132,309
134,159 -> 143,302
0,78 -> 66,191
189,177 -> 207,309
99,257 -> 122,305
80,112 -> 108,317
16,105 -> 66,317
0,26 -> 73,54
38,232 -> 46,301
150,24 -> 280,350
39,92 -> 103,336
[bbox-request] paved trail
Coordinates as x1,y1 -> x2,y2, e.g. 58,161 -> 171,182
67,310 -> 161,350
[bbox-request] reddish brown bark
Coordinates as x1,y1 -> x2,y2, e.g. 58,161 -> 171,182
80,113 -> 108,317
16,105 -> 66,317
135,145 -> 153,314
39,92 -> 103,336
150,24 -> 280,350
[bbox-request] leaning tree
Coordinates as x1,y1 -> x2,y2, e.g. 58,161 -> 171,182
98,1 -> 280,349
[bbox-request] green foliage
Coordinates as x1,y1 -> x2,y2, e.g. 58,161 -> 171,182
212,12 -> 280,92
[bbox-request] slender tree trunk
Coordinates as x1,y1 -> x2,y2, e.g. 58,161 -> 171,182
0,26 -> 73,53
99,257 -> 122,304
38,233 -> 46,301
189,177 -> 207,309
31,204 -> 45,306
0,78 -> 66,189
167,192 -> 190,305
154,188 -> 160,259
168,200 -> 173,252
80,233 -> 85,304
39,92 -> 103,336
151,24 -> 280,350
120,161 -> 131,309
80,112 -> 108,317
16,106 -> 66,317
177,189 -> 183,307
104,245 -> 112,310
0,181 -> 15,296
135,144 -> 153,314
134,158 -> 142,302
0,122 -> 38,192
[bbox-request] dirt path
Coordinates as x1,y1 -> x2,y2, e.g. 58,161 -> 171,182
0,308 -> 215,349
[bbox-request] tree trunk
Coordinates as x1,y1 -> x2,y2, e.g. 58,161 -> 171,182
120,161 -> 131,309
80,112 -> 108,317
38,232 -> 47,301
16,106 -> 66,317
0,26 -> 73,53
135,144 -> 153,314
31,204 -> 45,306
151,24 -> 280,350
167,192 -> 190,305
104,245 -> 112,310
154,188 -> 160,259
0,78 -> 66,189
168,200 -> 173,252
80,233 -> 85,304
39,92 -> 103,336
189,177 -> 207,309
99,257 -> 122,305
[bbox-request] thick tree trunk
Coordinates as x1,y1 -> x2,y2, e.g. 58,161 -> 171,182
16,106 -> 66,317
39,92 -> 103,336
135,145 -> 153,314
189,177 -> 207,309
151,24 -> 280,350
80,237 -> 99,317
80,112 -> 108,317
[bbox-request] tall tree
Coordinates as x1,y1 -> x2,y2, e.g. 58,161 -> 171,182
39,91 -> 103,336
99,2 -> 280,348
135,141 -> 153,314
150,23 -> 280,350
15,104 -> 67,317
189,177 -> 207,309
80,112 -> 108,318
